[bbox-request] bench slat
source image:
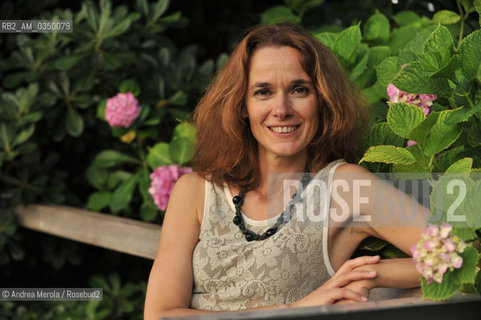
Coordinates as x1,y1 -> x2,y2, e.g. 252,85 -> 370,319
15,205 -> 161,260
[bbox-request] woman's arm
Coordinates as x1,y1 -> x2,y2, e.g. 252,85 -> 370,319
330,164 -> 429,301
144,172 -> 381,319
144,173 -> 206,319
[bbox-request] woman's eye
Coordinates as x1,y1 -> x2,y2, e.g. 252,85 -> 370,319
254,89 -> 270,96
293,86 -> 309,95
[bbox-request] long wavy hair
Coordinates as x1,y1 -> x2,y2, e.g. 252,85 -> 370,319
192,23 -> 369,191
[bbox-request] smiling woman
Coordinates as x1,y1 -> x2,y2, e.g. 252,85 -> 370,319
246,46 -> 319,163
144,23 -> 427,319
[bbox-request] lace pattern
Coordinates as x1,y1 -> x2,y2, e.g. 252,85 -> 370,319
190,160 -> 345,311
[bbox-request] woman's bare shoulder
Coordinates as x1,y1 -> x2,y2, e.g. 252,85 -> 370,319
169,172 -> 206,224
174,172 -> 206,190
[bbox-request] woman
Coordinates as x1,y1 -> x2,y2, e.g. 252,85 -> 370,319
144,23 -> 427,318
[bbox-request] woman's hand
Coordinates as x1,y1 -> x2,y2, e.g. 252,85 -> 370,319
334,260 -> 379,304
288,255 -> 380,308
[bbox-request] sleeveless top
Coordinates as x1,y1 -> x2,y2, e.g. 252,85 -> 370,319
190,159 -> 346,311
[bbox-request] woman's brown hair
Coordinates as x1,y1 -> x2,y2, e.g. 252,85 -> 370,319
192,23 -> 369,191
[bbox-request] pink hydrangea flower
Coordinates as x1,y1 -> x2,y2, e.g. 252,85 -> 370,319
148,165 -> 192,211
410,223 -> 466,284
105,92 -> 141,128
386,84 -> 437,117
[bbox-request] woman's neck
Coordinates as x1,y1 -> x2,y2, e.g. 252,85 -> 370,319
255,151 -> 309,197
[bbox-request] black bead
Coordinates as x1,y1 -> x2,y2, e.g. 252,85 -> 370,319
232,195 -> 242,205
266,227 -> 277,237
233,216 -> 242,226
245,232 -> 254,242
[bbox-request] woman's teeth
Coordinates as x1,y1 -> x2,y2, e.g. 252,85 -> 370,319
270,126 -> 297,133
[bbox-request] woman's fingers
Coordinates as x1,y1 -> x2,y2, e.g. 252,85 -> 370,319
325,288 -> 368,304
335,255 -> 380,275
331,270 -> 377,288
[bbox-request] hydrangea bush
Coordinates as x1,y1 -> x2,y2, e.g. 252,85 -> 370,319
411,223 -> 466,284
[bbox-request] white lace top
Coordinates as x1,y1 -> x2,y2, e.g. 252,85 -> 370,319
190,160 -> 345,311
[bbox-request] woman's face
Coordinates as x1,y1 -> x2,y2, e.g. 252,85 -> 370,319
246,46 -> 319,162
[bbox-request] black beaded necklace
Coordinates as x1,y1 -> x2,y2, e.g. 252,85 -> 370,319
232,168 -> 312,242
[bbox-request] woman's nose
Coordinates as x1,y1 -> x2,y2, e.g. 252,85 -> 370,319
271,94 -> 293,119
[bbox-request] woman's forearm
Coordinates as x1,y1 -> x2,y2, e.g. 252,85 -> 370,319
367,258 -> 420,288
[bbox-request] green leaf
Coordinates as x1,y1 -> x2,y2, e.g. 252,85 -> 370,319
334,24 -> 361,62
360,145 -> 416,165
104,12 -> 140,38
430,174 -> 474,226
461,0 -> 475,14
429,55 -> 458,80
93,150 -> 139,168
98,0 -> 112,34
54,53 -> 88,70
108,170 -> 132,189
260,6 -> 301,25
169,90 -> 187,105
140,202 -> 158,221
97,99 -> 107,121
387,25 -> 420,55
392,144 -> 430,175
65,107 -> 84,137
421,111 -> 463,157
146,142 -> 172,170
110,173 -> 139,212
314,32 -> 338,51
12,124 -> 34,147
455,246 -> 478,284
382,244 -> 410,258
367,46 -> 390,66
452,226 -> 475,242
363,10 -> 390,42
422,245 -> 479,300
459,29 -> 481,81
432,10 -> 461,25
86,165 -> 109,190
350,50 -> 369,81
376,56 -> 400,88
87,192 -> 112,211
75,71 -> 95,92
392,62 -> 450,96
393,11 -> 420,27
118,79 -> 141,97
173,122 -> 197,141
358,237 -> 389,251
151,0 -> 169,21
369,122 -> 404,147
445,158 -> 473,174
434,146 -> 465,172
476,270 -> 481,294
169,137 -> 194,165
465,180 -> 481,228
387,103 -> 425,139
422,25 -> 454,66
